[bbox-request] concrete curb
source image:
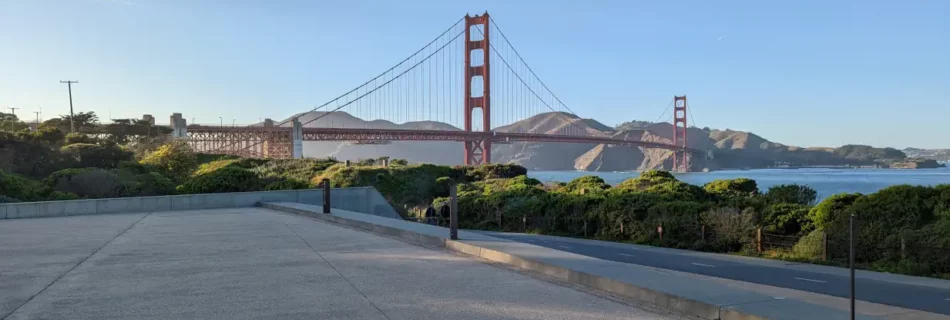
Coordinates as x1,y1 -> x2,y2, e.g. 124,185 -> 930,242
260,202 -> 766,320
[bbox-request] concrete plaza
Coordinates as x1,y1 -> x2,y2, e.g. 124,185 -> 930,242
0,207 -> 675,320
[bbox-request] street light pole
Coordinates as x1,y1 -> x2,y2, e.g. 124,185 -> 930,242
59,80 -> 79,132
8,107 -> 19,131
218,117 -> 223,127
850,213 -> 856,320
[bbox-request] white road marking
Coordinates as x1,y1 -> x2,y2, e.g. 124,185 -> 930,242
557,245 -> 572,250
618,253 -> 637,258
944,298 -> 950,301
691,262 -> 716,268
794,277 -> 827,283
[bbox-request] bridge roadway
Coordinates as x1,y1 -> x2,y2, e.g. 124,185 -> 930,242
185,126 -> 705,154
0,208 -> 676,320
478,232 -> 950,316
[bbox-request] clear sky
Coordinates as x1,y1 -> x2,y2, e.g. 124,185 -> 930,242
2,0 -> 948,148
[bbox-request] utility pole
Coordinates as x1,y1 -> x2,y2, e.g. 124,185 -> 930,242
218,117 -> 223,127
8,107 -> 19,131
59,80 -> 79,132
34,111 -> 41,129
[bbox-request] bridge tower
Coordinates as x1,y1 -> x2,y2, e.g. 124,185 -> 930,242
672,96 -> 689,172
463,12 -> 491,165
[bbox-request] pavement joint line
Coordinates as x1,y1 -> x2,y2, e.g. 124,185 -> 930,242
795,277 -> 828,284
691,262 -> 716,268
282,222 -> 394,320
0,211 -> 154,320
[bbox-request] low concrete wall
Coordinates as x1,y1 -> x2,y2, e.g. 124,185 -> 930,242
0,187 -> 400,220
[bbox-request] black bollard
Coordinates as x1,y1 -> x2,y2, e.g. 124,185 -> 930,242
322,178 -> 331,214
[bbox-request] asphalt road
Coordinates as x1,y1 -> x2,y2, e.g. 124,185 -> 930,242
479,231 -> 950,316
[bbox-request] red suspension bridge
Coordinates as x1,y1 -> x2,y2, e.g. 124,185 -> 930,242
177,12 -> 705,172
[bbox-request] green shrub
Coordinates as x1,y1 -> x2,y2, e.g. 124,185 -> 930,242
616,173 -> 706,201
140,141 -> 198,182
561,175 -> 610,194
64,133 -> 99,145
702,207 -> 757,253
762,203 -> 811,235
61,143 -> 133,169
130,172 -> 177,196
46,168 -> 134,198
640,170 -> 675,180
460,163 -> 527,181
808,193 -> 861,231
253,158 -> 337,183
264,180 -> 310,190
0,170 -> 44,201
704,178 -> 759,198
0,195 -> 21,203
792,229 -> 825,260
177,167 -> 263,194
47,191 -> 80,201
32,126 -> 65,145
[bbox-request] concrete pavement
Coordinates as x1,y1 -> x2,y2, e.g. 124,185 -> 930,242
0,208 -> 677,320
263,201 -> 887,320
481,232 -> 950,316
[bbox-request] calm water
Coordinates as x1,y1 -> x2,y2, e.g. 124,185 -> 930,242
528,167 -> 950,199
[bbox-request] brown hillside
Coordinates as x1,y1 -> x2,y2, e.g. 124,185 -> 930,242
574,144 -> 645,171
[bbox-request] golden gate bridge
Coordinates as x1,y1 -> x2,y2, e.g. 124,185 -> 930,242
174,12 -> 703,172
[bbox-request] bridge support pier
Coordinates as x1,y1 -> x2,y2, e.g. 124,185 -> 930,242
463,12 -> 491,166
292,117 -> 303,159
672,96 -> 690,172
169,113 -> 187,138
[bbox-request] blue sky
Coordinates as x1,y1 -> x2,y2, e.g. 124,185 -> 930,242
1,0 -> 948,148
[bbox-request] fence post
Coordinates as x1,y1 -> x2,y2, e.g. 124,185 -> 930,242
522,215 -> 527,232
701,225 -> 706,242
756,228 -> 763,253
449,184 -> 458,240
322,178 -> 331,214
822,231 -> 828,261
583,220 -> 588,238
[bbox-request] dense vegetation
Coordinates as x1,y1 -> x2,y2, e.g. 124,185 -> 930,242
1,116 -> 947,278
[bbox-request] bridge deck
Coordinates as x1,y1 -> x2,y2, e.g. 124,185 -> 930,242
0,208 -> 674,320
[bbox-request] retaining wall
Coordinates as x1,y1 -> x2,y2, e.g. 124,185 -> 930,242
0,187 -> 400,220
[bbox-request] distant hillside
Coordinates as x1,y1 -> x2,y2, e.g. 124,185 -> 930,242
904,148 -> 950,162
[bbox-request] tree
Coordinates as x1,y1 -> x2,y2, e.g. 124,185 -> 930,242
42,111 -> 99,133
764,184 -> 818,206
103,118 -> 171,144
0,112 -> 30,132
